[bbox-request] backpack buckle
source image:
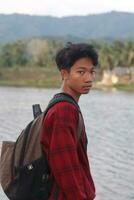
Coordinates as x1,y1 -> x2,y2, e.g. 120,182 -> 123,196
27,164 -> 33,170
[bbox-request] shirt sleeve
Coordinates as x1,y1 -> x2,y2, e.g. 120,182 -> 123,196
47,102 -> 87,200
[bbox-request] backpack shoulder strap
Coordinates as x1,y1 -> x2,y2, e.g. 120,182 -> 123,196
46,93 -> 80,112
44,93 -> 82,142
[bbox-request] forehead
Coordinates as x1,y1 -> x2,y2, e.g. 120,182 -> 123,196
71,57 -> 94,70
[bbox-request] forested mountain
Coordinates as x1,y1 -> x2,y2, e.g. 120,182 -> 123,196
0,11 -> 134,43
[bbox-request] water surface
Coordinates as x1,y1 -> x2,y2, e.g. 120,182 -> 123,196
0,87 -> 134,200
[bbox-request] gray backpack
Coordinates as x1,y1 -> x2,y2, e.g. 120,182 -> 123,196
0,93 -> 83,200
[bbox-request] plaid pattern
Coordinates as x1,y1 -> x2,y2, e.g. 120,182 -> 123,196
40,101 -> 96,200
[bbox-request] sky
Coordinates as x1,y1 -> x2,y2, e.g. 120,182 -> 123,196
0,0 -> 134,17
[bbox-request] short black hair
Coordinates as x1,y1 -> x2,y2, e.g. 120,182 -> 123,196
55,42 -> 98,71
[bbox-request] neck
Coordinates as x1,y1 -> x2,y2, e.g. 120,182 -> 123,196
60,83 -> 81,103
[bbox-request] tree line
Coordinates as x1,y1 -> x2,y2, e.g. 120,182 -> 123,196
0,38 -> 134,70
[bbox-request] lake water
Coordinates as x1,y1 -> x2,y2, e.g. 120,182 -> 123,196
0,86 -> 134,200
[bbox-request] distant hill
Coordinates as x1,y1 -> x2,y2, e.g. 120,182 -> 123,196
0,11 -> 134,43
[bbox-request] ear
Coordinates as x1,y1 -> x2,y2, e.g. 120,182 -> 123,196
60,69 -> 69,81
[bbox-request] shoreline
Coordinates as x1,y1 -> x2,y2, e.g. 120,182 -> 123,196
0,81 -> 134,92
0,67 -> 134,92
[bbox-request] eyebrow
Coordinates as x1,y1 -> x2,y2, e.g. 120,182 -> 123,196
77,66 -> 95,70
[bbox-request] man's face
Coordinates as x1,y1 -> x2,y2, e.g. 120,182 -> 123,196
61,57 -> 96,95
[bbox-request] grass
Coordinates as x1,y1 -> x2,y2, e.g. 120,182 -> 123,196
113,83 -> 134,91
94,82 -> 134,92
0,67 -> 134,92
0,67 -> 62,88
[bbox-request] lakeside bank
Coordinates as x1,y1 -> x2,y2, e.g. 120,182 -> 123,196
0,67 -> 134,92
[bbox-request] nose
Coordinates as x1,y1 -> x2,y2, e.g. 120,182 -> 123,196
84,72 -> 95,82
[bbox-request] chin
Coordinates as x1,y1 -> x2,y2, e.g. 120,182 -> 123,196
82,91 -> 90,94
76,88 -> 91,95
82,88 -> 91,94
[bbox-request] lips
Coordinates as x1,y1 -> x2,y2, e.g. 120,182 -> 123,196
83,85 -> 92,88
82,86 -> 92,91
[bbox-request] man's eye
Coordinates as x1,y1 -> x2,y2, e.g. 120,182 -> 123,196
78,71 -> 84,74
91,70 -> 96,74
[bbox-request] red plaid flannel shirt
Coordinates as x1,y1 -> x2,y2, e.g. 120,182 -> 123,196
40,97 -> 96,200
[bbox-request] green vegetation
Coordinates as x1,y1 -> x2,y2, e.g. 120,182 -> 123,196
0,67 -> 61,88
0,39 -> 64,68
113,83 -> 134,91
0,39 -> 134,70
94,82 -> 134,92
0,38 -> 134,91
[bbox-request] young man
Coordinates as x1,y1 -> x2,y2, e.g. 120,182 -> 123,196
40,43 -> 98,200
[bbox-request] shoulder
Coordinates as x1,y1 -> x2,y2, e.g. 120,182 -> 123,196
46,101 -> 79,122
54,101 -> 78,112
52,101 -> 78,113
